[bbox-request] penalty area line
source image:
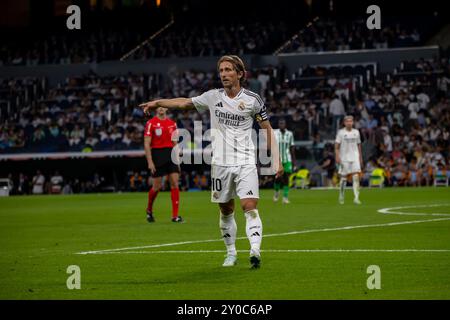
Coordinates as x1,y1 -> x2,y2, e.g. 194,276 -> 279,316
75,216 -> 450,255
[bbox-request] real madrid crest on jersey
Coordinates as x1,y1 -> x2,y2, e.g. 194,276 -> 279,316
238,101 -> 245,111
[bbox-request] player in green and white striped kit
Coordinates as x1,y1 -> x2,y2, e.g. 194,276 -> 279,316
273,119 -> 296,204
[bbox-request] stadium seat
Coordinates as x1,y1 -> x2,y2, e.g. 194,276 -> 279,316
433,173 -> 449,187
369,168 -> 385,188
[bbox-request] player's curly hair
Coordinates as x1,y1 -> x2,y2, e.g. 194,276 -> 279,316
217,55 -> 247,86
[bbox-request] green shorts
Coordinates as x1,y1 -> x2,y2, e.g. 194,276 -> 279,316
282,162 -> 293,174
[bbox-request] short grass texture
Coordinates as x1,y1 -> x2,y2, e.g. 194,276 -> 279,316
1,187 -> 450,299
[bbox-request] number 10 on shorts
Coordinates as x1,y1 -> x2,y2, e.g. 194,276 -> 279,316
212,178 -> 222,191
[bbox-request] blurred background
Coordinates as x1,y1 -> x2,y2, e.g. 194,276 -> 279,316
0,0 -> 449,195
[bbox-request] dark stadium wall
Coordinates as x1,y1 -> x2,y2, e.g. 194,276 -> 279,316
277,46 -> 440,74
0,0 -> 30,27
0,158 -> 127,182
0,157 -> 208,189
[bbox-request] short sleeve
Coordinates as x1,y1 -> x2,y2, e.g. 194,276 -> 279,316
144,120 -> 152,137
253,94 -> 268,122
192,90 -> 215,112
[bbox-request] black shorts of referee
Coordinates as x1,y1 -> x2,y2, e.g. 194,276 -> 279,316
151,147 -> 180,178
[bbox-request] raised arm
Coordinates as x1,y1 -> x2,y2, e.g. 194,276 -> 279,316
259,120 -> 284,178
139,98 -> 195,115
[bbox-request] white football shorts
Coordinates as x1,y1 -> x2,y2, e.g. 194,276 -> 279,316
210,164 -> 259,203
338,161 -> 361,176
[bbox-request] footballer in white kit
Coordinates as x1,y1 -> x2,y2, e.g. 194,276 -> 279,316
140,55 -> 283,269
191,87 -> 265,203
335,115 -> 363,204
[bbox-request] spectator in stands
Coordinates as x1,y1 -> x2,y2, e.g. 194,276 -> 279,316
407,157 -> 420,187
69,125 -> 85,147
382,129 -> 393,153
329,94 -> 346,133
247,71 -> 263,96
32,126 -> 46,145
85,133 -> 99,149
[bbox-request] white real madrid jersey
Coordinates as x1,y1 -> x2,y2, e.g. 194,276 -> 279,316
192,88 -> 268,166
335,128 -> 361,162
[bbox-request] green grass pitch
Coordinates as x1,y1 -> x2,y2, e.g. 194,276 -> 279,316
0,187 -> 449,299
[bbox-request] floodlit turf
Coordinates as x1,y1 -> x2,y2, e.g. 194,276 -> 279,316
0,187 -> 449,299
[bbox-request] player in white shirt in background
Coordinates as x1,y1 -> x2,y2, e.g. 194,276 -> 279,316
50,171 -> 64,194
335,115 -> 363,205
31,170 -> 46,195
140,55 -> 283,269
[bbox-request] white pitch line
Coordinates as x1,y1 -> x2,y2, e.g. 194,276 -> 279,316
378,204 -> 450,216
76,216 -> 450,255
88,249 -> 450,255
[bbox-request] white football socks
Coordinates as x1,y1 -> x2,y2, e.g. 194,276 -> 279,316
352,174 -> 360,200
245,209 -> 263,257
219,212 -> 237,256
339,177 -> 346,198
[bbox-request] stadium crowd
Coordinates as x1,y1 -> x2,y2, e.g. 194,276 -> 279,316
1,51 -> 449,188
0,18 -> 428,66
281,18 -> 423,53
0,73 -> 162,153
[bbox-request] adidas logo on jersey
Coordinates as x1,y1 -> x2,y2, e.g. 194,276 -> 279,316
246,190 -> 253,195
215,102 -> 224,108
250,232 -> 260,237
